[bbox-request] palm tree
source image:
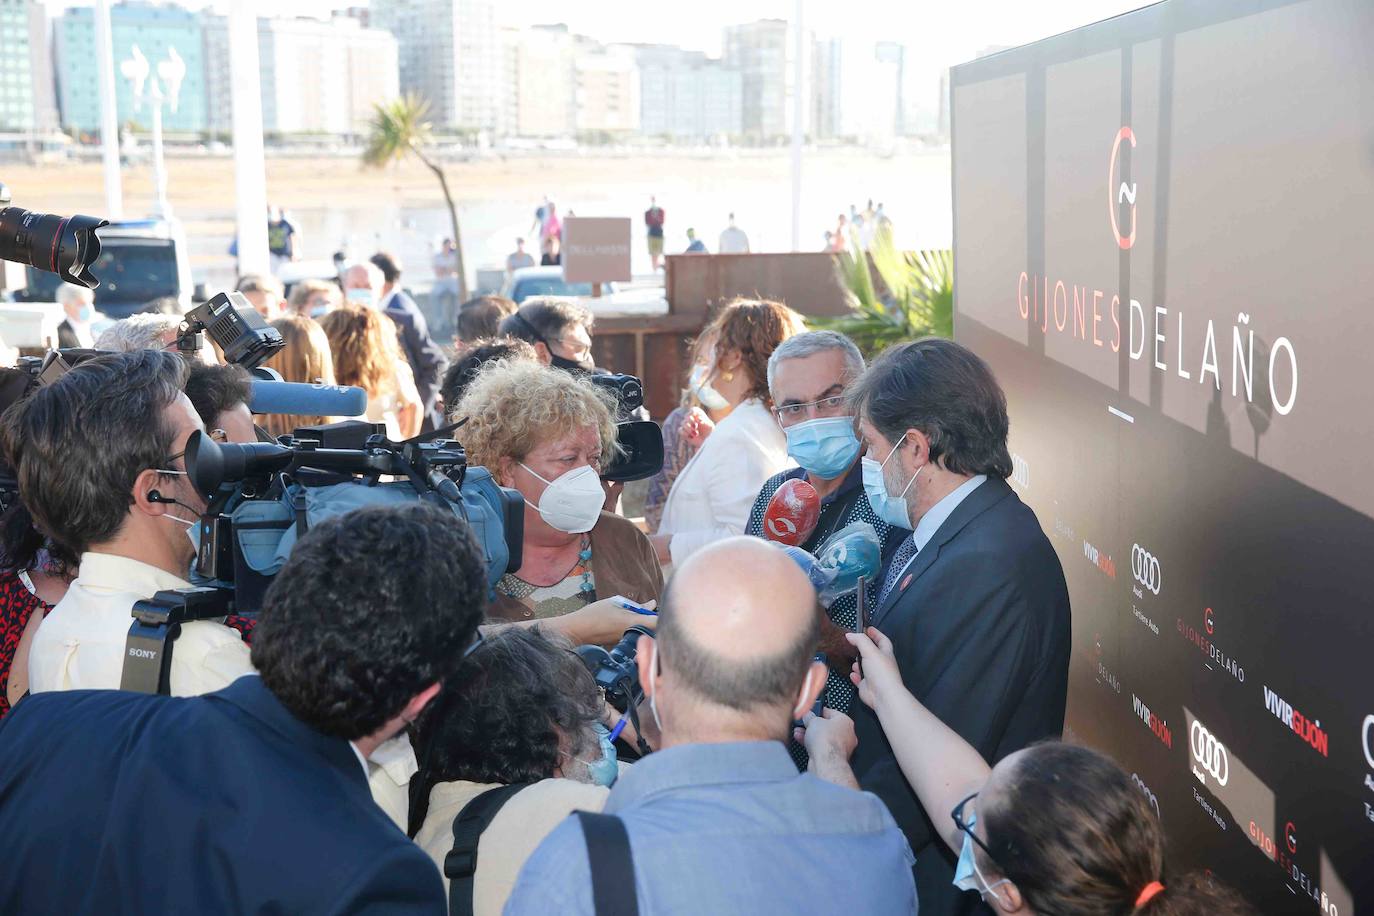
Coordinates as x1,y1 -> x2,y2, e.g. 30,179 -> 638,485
362,94 -> 468,302
811,225 -> 954,356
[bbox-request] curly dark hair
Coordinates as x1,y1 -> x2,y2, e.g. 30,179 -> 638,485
0,349 -> 188,555
251,503 -> 488,742
699,298 -> 805,406
847,337 -> 1013,479
406,626 -> 602,837
983,743 -> 1255,916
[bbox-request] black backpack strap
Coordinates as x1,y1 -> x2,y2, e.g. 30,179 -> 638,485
575,811 -> 639,916
444,783 -> 532,916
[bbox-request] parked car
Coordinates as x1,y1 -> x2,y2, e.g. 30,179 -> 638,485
500,266 -> 618,304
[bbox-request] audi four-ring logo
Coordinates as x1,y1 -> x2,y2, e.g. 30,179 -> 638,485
1363,714 -> 1374,770
1132,544 -> 1161,595
1191,721 -> 1229,786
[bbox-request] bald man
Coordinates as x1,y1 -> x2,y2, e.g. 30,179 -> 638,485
505,537 -> 917,915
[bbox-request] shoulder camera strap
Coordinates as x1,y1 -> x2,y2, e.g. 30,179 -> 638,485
576,811 -> 639,916
445,782 -> 532,916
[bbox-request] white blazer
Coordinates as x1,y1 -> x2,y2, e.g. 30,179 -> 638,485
657,398 -> 792,565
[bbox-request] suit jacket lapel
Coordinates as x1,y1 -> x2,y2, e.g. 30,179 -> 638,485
871,477 -> 1016,627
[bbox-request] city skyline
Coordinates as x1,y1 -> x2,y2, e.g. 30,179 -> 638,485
11,0 -> 1152,143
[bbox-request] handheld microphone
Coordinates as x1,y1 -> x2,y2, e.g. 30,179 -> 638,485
762,478 -> 821,546
813,522 -> 883,605
248,380 -> 368,418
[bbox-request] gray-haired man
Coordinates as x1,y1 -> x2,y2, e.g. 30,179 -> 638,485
745,330 -> 904,729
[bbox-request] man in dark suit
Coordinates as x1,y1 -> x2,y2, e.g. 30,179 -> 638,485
370,252 -> 449,432
844,338 -> 1071,916
0,503 -> 488,914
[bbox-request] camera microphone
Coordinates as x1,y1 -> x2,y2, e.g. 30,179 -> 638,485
248,380 -> 368,418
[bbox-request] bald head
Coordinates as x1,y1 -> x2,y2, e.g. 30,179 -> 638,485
654,537 -> 821,724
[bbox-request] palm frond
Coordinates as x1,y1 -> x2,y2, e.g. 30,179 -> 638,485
362,93 -> 434,169
811,233 -> 954,357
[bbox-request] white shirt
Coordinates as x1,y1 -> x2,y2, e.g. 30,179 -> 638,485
658,398 -> 791,565
718,225 -> 750,254
65,317 -> 95,348
28,552 -> 254,697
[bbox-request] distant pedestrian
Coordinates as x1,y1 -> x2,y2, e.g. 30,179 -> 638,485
684,228 -> 707,254
645,196 -> 666,271
718,213 -> 750,254
266,204 -> 298,275
506,238 -> 535,276
541,202 -> 563,249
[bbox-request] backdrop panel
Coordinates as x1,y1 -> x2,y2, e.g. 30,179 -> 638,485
952,2 -> 1373,913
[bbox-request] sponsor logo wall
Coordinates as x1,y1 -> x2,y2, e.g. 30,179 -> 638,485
951,1 -> 1373,911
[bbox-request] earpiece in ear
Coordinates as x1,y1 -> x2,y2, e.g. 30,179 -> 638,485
147,490 -> 173,504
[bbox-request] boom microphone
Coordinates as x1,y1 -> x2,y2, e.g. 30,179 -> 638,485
762,478 -> 821,546
248,381 -> 368,418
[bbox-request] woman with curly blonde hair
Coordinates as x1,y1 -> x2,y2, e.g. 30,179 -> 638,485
652,298 -> 805,565
320,305 -> 421,440
454,361 -> 662,626
259,316 -> 338,439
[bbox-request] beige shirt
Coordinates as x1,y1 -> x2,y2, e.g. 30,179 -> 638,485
415,778 -> 611,915
367,734 -> 420,832
29,552 -> 253,697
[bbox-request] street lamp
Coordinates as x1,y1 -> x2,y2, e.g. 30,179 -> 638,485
119,44 -> 186,220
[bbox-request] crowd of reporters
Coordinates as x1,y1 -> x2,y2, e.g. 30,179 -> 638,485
0,280 -> 1258,915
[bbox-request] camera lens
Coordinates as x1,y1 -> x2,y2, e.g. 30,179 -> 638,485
0,204 -> 107,288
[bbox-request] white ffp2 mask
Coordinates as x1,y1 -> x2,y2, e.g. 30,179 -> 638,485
520,463 -> 605,533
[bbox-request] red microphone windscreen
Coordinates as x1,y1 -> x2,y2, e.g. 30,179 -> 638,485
763,478 -> 821,546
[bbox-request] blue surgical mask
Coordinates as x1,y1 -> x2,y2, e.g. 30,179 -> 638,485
580,722 -> 619,788
345,288 -> 373,307
785,416 -> 861,479
953,810 -> 1011,903
77,304 -> 94,323
861,437 -> 920,529
688,364 -> 729,411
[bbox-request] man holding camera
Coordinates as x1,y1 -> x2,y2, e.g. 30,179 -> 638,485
0,503 -> 485,913
0,349 -> 253,696
505,536 -> 916,914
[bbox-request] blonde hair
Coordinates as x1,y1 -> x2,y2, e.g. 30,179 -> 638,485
287,279 -> 339,316
454,361 -> 619,475
261,316 -> 337,437
320,305 -> 402,401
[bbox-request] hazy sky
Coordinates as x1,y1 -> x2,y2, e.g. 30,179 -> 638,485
52,0 -> 1153,68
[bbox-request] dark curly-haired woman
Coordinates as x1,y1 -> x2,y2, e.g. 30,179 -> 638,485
408,626 -> 626,915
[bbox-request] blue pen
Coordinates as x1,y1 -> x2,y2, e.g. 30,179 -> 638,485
608,717 -> 629,743
611,596 -> 657,616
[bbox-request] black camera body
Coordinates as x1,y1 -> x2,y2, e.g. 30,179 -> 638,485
577,624 -> 654,714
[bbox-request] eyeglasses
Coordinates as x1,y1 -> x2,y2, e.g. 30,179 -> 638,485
772,395 -> 848,423
952,792 -> 1003,868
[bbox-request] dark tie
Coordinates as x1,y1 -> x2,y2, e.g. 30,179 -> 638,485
878,534 -> 919,607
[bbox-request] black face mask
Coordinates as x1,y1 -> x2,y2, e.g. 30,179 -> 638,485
550,352 -> 595,373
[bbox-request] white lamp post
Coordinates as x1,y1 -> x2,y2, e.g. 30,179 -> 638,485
119,44 -> 186,220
